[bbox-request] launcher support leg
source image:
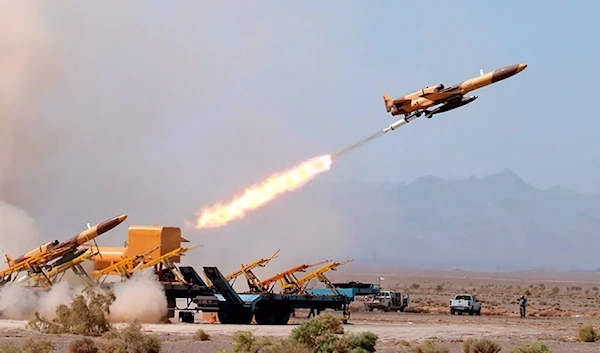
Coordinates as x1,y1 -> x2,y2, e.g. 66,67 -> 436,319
73,264 -> 97,288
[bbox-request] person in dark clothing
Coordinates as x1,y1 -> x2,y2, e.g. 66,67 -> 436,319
518,295 -> 528,318
307,307 -> 322,318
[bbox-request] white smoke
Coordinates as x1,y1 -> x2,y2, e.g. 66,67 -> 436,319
0,283 -> 41,319
36,281 -> 79,320
0,0 -> 56,265
0,280 -> 78,320
0,1 -> 52,181
0,270 -> 168,324
0,201 -> 41,257
108,269 -> 168,323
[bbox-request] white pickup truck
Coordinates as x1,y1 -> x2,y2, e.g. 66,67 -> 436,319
364,291 -> 409,312
449,294 -> 481,315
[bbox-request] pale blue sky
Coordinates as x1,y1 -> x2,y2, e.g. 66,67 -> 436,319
134,0 -> 599,194
33,0 -> 600,217
2,1 -> 599,264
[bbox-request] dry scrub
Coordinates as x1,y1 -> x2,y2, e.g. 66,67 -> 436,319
576,325 -> 598,342
410,340 -> 449,353
371,276 -> 600,318
67,338 -> 98,353
64,321 -> 160,353
220,313 -> 377,353
0,338 -> 54,353
462,338 -> 501,353
22,269 -> 168,334
387,339 -> 552,353
510,342 -> 551,353
24,284 -> 162,352
98,321 -> 161,353
195,329 -> 211,341
27,286 -> 115,336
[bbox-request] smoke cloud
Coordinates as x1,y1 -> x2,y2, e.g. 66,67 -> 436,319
0,283 -> 40,320
0,281 -> 80,320
0,1 -> 55,184
0,1 -> 361,278
0,201 -> 41,257
37,281 -> 76,320
108,269 -> 168,323
0,271 -> 168,324
0,1 -> 58,259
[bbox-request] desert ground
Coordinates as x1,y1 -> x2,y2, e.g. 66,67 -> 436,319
0,266 -> 598,352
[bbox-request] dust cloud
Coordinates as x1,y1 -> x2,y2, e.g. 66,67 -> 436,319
0,269 -> 167,324
0,283 -> 41,320
0,281 -> 80,320
37,281 -> 77,320
108,269 -> 168,324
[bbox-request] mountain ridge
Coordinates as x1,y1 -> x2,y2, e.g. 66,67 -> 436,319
288,169 -> 600,271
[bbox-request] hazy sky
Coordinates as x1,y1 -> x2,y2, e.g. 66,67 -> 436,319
0,1 -> 598,271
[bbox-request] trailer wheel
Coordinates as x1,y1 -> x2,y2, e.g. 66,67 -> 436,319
255,308 -> 276,325
254,302 -> 291,325
275,310 -> 291,325
218,307 -> 253,325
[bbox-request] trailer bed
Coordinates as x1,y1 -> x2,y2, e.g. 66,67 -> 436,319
214,292 -> 351,308
202,266 -> 352,325
304,281 -> 381,298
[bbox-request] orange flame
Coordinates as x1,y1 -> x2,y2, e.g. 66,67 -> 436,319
194,154 -> 333,229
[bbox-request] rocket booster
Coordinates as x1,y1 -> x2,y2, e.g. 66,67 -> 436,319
382,96 -> 478,132
383,113 -> 421,133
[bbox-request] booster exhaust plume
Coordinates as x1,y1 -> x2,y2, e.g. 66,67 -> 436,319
193,154 -> 333,229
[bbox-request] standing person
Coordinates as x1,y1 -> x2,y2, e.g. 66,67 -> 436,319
518,295 -> 528,318
307,307 -> 321,318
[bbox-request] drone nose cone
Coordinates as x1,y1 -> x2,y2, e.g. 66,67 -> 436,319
491,64 -> 526,83
517,63 -> 527,73
96,214 -> 128,235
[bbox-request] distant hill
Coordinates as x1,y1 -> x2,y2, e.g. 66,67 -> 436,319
270,169 -> 600,271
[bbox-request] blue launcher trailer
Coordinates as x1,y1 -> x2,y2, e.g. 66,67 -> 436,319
305,281 -> 382,298
198,266 -> 355,325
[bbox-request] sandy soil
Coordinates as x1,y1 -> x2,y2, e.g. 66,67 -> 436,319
332,265 -> 600,318
0,310 -> 597,352
0,267 -> 598,352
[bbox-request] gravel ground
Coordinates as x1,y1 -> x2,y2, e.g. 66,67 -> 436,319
0,312 -> 597,352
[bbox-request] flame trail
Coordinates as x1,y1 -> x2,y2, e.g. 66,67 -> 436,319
193,154 -> 333,229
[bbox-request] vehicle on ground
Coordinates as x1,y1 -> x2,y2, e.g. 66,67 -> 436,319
364,290 -> 409,312
449,294 -> 481,315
